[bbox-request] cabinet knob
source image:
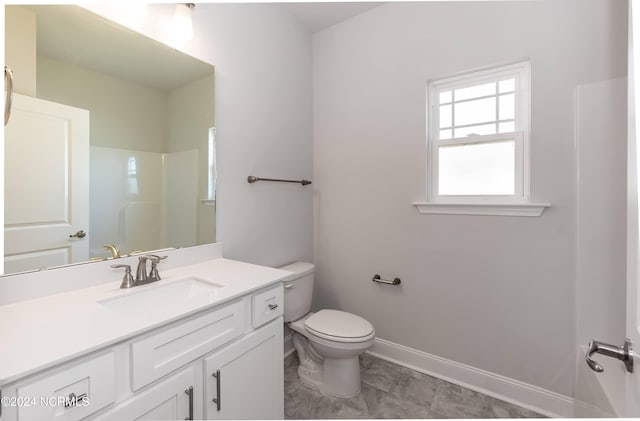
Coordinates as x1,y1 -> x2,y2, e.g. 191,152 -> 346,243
268,303 -> 278,310
63,392 -> 87,408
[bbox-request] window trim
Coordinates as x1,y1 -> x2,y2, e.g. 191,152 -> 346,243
411,201 -> 549,217
415,60 -> 549,216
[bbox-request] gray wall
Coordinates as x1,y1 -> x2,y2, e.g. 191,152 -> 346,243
196,5 -> 313,266
312,0 -> 627,397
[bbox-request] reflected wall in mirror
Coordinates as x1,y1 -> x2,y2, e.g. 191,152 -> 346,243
4,5 -> 216,275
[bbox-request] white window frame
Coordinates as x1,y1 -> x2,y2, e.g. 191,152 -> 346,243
414,60 -> 549,216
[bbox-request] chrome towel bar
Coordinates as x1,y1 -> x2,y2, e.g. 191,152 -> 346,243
247,175 -> 312,186
372,274 -> 401,285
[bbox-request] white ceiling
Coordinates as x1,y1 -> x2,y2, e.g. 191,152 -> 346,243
279,2 -> 382,33
29,5 -> 214,91
28,3 -> 380,91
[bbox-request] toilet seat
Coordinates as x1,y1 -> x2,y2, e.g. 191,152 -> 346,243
304,309 -> 375,343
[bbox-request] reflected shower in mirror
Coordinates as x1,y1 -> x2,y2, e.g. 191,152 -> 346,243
4,5 -> 216,275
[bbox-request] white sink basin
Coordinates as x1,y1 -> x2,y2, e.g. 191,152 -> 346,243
98,277 -> 224,312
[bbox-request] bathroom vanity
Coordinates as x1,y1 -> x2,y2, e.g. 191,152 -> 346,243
0,251 -> 288,420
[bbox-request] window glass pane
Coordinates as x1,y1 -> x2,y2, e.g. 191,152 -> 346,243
499,78 -> 515,93
439,129 -> 452,140
454,82 -> 496,101
499,121 -> 515,133
439,90 -> 452,104
438,141 -> 515,195
439,104 -> 452,128
499,93 -> 515,120
454,97 -> 496,126
454,123 -> 496,138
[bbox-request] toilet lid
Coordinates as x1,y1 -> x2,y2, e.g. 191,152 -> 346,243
304,309 -> 374,340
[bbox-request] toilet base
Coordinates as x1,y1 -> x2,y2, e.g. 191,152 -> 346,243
297,364 -> 322,389
292,331 -> 364,398
293,331 -> 323,390
297,356 -> 362,398
320,356 -> 362,397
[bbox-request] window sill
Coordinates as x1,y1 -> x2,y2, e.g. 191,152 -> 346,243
412,201 -> 550,217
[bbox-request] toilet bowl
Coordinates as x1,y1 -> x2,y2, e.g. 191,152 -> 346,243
281,262 -> 375,398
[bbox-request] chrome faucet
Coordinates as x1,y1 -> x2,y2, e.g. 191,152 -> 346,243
136,256 -> 149,284
112,255 -> 168,288
103,244 -> 121,259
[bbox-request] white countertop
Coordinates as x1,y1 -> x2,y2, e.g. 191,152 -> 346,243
0,258 -> 291,387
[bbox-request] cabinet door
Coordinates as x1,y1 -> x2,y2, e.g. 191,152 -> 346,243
94,366 -> 200,421
205,317 -> 283,420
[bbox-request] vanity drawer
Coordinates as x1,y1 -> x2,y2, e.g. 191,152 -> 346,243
131,300 -> 245,390
16,351 -> 116,421
252,284 -> 283,328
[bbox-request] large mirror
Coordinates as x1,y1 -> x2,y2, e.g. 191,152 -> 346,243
4,5 -> 216,275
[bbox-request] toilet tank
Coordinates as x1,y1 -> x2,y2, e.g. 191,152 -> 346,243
279,262 -> 314,322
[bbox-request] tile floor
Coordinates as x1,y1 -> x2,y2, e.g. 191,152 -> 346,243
284,353 -> 544,419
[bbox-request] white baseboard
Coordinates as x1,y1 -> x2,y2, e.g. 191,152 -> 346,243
368,337 -> 575,418
573,399 -> 617,418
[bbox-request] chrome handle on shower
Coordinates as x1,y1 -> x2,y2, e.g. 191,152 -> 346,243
585,338 -> 633,373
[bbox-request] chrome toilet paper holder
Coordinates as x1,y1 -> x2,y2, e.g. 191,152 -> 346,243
372,274 -> 401,285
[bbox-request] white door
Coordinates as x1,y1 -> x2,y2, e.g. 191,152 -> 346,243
204,318 -> 284,420
4,93 -> 89,274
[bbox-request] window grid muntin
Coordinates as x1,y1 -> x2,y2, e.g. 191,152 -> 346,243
437,79 -> 518,140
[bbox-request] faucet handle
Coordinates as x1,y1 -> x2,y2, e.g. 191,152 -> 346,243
111,264 -> 135,289
147,255 -> 167,280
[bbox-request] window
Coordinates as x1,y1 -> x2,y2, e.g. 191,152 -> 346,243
207,126 -> 217,201
429,61 -> 529,199
414,61 -> 548,216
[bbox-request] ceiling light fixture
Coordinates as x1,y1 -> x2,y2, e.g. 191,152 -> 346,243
171,3 -> 195,42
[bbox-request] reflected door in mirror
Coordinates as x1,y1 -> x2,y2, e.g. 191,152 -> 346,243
4,93 -> 89,274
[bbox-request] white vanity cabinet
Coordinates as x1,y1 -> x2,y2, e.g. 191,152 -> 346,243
93,366 -> 198,421
204,318 -> 283,419
0,283 -> 284,421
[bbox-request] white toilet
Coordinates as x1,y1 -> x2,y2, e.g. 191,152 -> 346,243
281,262 -> 375,398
